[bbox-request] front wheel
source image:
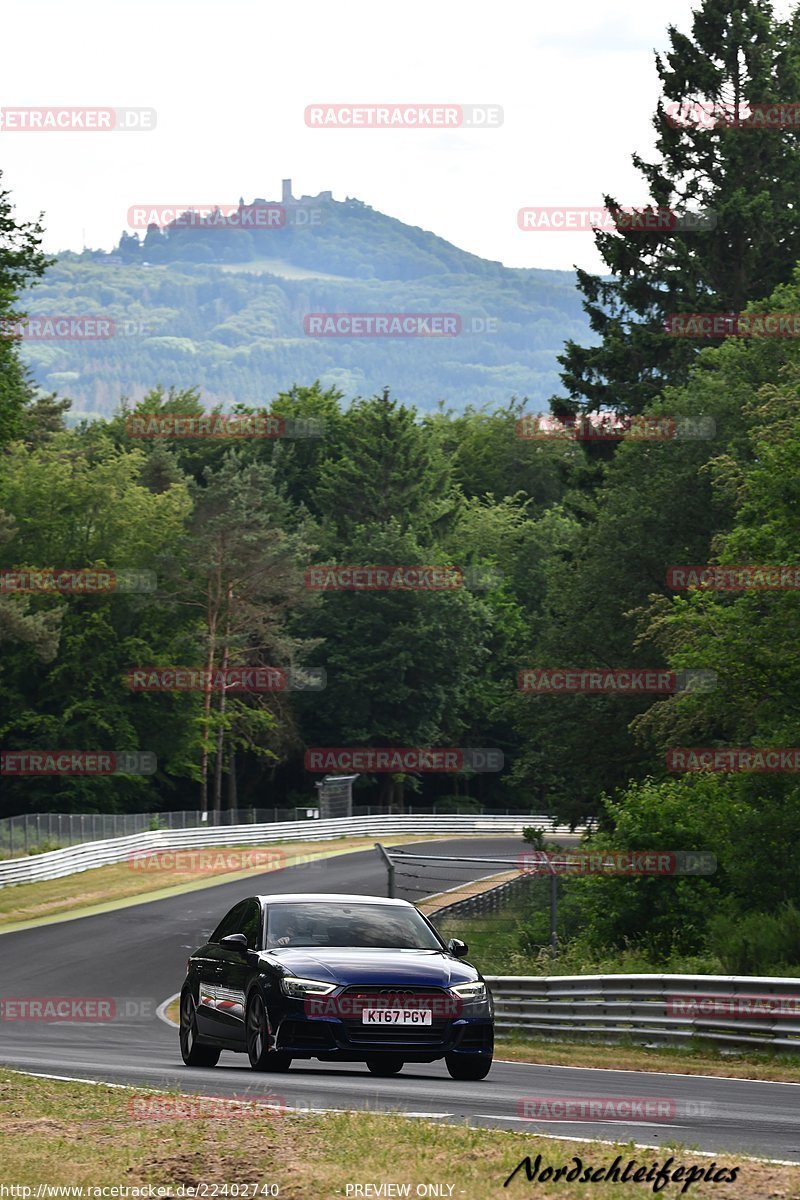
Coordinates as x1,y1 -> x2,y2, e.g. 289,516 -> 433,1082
366,1057 -> 404,1076
179,991 -> 220,1068
445,1053 -> 492,1080
246,992 -> 292,1072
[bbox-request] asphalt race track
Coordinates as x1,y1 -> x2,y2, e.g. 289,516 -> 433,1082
0,837 -> 798,1163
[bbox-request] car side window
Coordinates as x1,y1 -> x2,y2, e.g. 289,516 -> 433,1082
210,900 -> 248,944
240,899 -> 263,950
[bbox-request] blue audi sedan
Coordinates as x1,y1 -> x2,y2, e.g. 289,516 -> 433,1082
180,893 -> 494,1079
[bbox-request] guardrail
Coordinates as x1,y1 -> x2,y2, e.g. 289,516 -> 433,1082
428,872 -> 531,920
0,805 -> 549,854
0,814 -> 573,888
485,974 -> 800,1049
4,823 -> 797,1050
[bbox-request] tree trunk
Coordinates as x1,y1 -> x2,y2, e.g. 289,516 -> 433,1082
227,748 -> 238,812
393,778 -> 405,814
212,585 -> 233,816
378,775 -> 392,809
200,576 -> 219,818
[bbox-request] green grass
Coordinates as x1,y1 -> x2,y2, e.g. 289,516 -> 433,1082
1,1068 -> 796,1197
495,1033 -> 800,1082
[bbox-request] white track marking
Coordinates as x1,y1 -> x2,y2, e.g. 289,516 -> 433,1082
7,1069 -> 797,1165
157,992 -> 180,1028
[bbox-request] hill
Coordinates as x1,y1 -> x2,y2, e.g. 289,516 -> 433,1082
19,185 -> 594,416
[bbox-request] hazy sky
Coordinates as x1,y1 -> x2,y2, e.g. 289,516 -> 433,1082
0,0 -> 771,272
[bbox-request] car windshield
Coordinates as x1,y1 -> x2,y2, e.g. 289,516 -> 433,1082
265,902 -> 443,950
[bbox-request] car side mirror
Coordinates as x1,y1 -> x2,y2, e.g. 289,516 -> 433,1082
220,933 -> 249,956
447,938 -> 468,958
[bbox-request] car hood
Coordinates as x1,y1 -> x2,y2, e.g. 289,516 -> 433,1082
257,947 -> 479,988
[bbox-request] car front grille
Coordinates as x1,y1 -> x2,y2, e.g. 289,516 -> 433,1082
346,1025 -> 446,1045
337,985 -> 453,1044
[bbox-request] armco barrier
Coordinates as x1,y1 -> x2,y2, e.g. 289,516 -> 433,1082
485,974 -> 800,1050
427,872 -> 531,921
4,825 -> 797,1051
0,805 -> 541,854
0,814 -> 573,888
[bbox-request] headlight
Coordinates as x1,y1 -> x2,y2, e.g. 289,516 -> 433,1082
450,981 -> 487,1001
280,976 -> 337,998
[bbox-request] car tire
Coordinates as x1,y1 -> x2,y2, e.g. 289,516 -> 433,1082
445,1053 -> 492,1080
246,992 -> 292,1072
179,990 -> 221,1068
366,1057 -> 404,1076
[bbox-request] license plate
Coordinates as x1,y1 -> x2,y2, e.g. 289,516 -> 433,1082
361,1008 -> 432,1025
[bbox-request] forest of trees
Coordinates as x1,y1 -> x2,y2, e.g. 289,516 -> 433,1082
2,0 -> 800,972
16,229 -> 589,417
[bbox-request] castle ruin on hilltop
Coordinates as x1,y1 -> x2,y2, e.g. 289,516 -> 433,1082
238,180 -> 334,207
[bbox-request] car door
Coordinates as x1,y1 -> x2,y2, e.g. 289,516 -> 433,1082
195,900 -> 249,1039
206,898 -> 262,1043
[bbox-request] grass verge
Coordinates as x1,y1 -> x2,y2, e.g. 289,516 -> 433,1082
0,835 -> 448,932
0,1068 -> 796,1197
495,1034 -> 800,1084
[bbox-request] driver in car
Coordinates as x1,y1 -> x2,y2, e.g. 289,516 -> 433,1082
274,915 -> 309,946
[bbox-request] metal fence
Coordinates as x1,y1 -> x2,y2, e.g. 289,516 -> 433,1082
427,871 -> 532,920
0,806 -> 551,858
0,814 -> 574,887
0,808 -> 314,856
484,974 -> 800,1050
3,817 -> 797,1050
390,858 -> 800,1050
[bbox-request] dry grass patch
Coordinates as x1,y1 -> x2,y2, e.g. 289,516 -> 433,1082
0,835 -> 446,929
1,1069 -> 798,1198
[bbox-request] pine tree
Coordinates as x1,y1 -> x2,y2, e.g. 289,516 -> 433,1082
554,0 -> 800,419
313,388 -> 455,544
0,173 -> 50,446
